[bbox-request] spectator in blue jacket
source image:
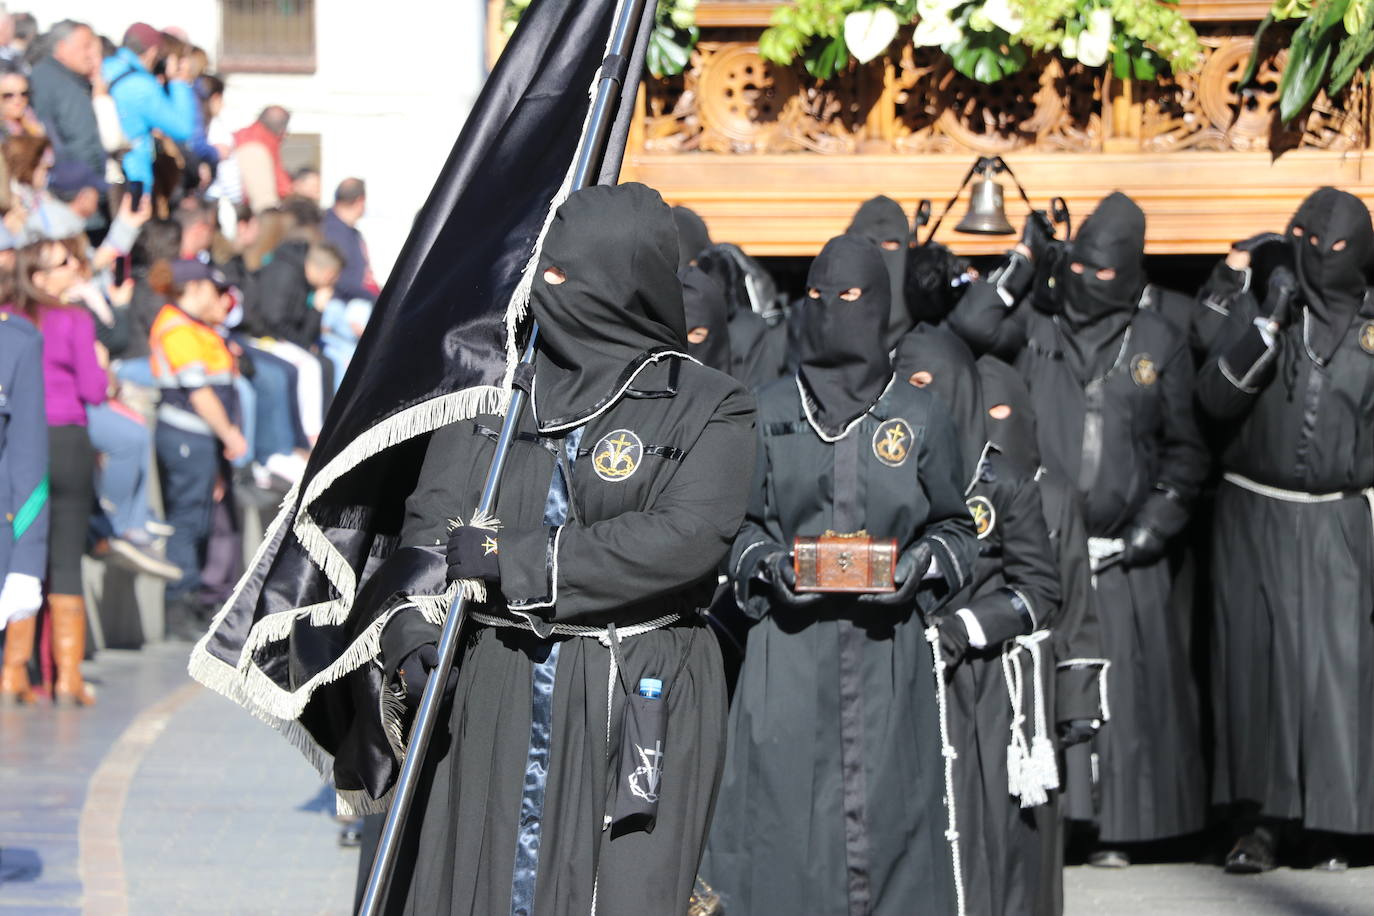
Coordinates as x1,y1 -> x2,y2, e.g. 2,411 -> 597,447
101,23 -> 195,192
0,307 -> 49,704
322,178 -> 378,304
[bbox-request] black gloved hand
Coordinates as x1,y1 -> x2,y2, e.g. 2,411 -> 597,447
763,551 -> 821,608
1120,526 -> 1167,569
858,541 -> 934,606
1021,210 -> 1056,262
446,525 -> 501,584
396,642 -> 460,704
936,614 -> 971,674
1057,718 -> 1100,748
1262,265 -> 1297,329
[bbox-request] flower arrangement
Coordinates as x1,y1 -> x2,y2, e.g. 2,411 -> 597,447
1242,0 -> 1374,123
757,0 -> 1202,82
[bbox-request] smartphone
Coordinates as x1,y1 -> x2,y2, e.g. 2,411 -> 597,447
113,255 -> 128,287
128,181 -> 144,212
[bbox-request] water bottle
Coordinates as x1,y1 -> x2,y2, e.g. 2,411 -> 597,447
637,677 -> 663,699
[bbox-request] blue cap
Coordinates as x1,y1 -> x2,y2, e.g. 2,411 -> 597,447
48,156 -> 109,196
637,677 -> 663,698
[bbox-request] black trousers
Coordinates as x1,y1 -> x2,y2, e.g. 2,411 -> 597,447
47,425 -> 96,596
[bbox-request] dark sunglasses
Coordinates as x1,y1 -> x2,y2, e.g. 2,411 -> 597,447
1,90 -> 29,100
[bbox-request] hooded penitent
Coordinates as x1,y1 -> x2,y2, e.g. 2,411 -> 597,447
847,194 -> 912,348
1288,186 -> 1373,364
1059,191 -> 1147,377
673,205 -> 713,270
892,323 -> 984,477
695,243 -> 788,389
530,182 -> 688,433
681,264 -> 733,374
797,234 -> 891,438
978,354 -> 1041,474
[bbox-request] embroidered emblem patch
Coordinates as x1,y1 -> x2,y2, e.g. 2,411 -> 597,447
592,429 -> 643,482
629,739 -> 663,803
873,418 -> 914,467
1131,354 -> 1157,387
1360,322 -> 1374,354
967,495 -> 996,539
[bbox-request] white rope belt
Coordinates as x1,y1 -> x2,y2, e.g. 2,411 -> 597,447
1001,630 -> 1059,809
1224,472 -> 1374,541
925,625 -> 966,916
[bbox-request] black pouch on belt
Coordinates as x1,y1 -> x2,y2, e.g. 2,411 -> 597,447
606,625 -> 693,833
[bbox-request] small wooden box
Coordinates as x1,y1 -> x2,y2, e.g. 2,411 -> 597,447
793,531 -> 898,594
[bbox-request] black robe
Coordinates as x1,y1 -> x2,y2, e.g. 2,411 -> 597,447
944,448 -> 1063,916
950,282 -> 1209,843
702,377 -> 979,916
1198,283 -> 1374,833
372,356 -> 755,915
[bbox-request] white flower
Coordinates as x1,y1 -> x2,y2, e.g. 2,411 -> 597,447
913,10 -> 965,46
981,0 -> 1024,35
1060,32 -> 1078,58
845,6 -> 901,64
1076,8 -> 1114,67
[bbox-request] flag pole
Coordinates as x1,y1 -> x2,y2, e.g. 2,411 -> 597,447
357,0 -> 653,910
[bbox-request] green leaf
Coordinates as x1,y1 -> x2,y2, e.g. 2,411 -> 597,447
1238,13 -> 1275,88
804,34 -> 850,79
1134,51 -> 1159,81
647,23 -> 694,77
1279,7 -> 1343,122
945,31 -> 1028,83
1328,5 -> 1374,94
1113,49 -> 1131,80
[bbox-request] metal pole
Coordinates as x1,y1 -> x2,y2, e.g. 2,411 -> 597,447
357,0 -> 650,911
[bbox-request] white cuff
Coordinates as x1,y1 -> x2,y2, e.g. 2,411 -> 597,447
1252,316 -> 1277,349
955,609 -> 987,648
0,573 -> 43,629
923,554 -> 942,581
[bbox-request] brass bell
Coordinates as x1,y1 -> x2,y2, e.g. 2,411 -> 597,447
955,162 -> 1015,235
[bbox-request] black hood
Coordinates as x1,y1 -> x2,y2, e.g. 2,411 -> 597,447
798,235 -> 892,438
1288,187 -> 1373,363
531,182 -> 687,433
892,324 -> 983,478
847,195 -> 912,348
977,355 -> 1040,474
1059,191 -> 1146,375
696,242 -> 782,321
905,239 -> 970,326
672,205 -> 712,270
680,264 -> 732,374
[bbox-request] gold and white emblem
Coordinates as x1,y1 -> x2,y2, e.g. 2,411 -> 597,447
872,418 -> 914,468
1360,322 -> 1374,355
1131,353 -> 1157,387
967,495 -> 996,539
592,429 -> 644,482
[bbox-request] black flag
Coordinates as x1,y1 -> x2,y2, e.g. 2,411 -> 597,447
190,0 -> 648,813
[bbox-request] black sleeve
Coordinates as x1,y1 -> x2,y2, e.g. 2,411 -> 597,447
1044,480 -> 1107,723
947,278 -> 1028,361
959,476 -> 1061,645
727,418 -> 785,620
498,387 -> 758,622
1196,319 -> 1281,421
916,396 -> 981,603
1133,341 -> 1209,540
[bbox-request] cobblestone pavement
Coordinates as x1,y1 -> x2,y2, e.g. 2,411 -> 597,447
7,641 -> 1374,914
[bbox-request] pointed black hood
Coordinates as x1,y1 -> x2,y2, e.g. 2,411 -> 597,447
1059,191 -> 1146,375
531,182 -> 686,433
1288,187 -> 1373,363
848,195 -> 912,348
680,264 -> 732,374
672,205 -> 713,270
798,235 -> 892,438
977,355 -> 1040,474
893,324 -> 984,478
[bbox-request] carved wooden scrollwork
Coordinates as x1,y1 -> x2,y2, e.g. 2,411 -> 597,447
641,22 -> 1369,158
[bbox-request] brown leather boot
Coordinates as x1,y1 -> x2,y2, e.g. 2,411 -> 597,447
1,613 -> 36,704
50,595 -> 95,706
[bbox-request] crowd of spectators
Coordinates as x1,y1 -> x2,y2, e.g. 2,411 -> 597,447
0,15 -> 379,707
